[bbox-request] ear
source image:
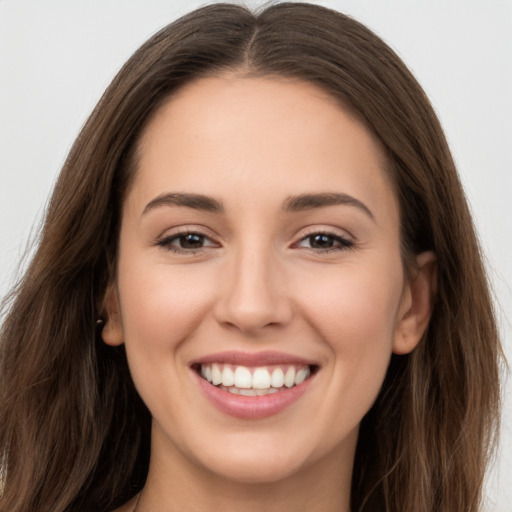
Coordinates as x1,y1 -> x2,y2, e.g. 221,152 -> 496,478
393,251 -> 437,355
101,284 -> 125,346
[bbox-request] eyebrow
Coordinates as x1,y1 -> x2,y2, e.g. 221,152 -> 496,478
142,191 -> 374,220
283,193 -> 375,220
143,192 -> 224,214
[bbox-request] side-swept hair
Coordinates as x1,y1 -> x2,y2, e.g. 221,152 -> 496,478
0,3 -> 501,511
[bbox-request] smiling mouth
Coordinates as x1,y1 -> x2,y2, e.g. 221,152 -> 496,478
193,363 -> 318,396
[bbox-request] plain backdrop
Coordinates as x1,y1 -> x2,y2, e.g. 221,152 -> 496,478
1,0 -> 511,510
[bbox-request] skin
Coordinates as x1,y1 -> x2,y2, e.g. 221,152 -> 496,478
104,75 -> 436,512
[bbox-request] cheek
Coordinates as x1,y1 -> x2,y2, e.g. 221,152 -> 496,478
298,259 -> 403,343
117,259 -> 216,358
116,260 -> 221,422
294,258 -> 403,406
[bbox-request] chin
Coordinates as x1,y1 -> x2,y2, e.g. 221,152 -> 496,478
186,429 -> 334,486
201,453 -> 308,484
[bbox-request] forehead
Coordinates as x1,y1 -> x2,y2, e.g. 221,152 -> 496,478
128,75 -> 398,223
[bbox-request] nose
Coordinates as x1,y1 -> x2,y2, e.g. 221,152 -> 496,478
214,246 -> 293,335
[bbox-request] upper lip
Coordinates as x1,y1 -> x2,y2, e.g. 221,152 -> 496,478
191,350 -> 318,367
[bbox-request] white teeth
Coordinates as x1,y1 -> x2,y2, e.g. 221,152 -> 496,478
295,366 -> 310,385
200,363 -> 313,391
270,367 -> 285,388
234,366 -> 252,388
284,367 -> 296,387
252,367 -> 271,389
221,366 -> 235,387
211,363 -> 222,385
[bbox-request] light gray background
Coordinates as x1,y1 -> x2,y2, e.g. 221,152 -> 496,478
1,1 -> 511,510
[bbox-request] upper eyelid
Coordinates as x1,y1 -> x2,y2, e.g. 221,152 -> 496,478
296,225 -> 354,241
155,225 -> 219,242
298,231 -> 351,242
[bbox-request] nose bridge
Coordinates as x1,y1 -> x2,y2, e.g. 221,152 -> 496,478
215,237 -> 292,333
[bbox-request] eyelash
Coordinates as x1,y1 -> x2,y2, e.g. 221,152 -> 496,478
156,229 -> 354,255
157,230 -> 217,255
295,230 -> 354,253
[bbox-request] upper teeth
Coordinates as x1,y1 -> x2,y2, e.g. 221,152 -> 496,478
200,363 -> 311,390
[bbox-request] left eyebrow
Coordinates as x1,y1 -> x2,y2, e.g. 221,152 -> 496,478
283,193 -> 375,221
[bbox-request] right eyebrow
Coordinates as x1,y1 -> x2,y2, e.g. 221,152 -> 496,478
142,192 -> 224,215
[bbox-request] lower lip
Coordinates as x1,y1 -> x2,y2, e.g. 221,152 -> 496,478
194,371 -> 313,420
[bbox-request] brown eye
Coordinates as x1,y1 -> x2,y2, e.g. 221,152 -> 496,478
178,233 -> 205,249
309,234 -> 336,249
158,230 -> 219,254
296,232 -> 354,252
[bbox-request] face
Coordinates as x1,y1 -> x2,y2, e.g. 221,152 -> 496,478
103,76 -> 434,485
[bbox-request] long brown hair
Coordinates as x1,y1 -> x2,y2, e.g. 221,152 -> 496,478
0,3 -> 501,511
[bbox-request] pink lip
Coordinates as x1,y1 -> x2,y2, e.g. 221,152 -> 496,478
191,350 -> 317,367
194,371 -> 314,419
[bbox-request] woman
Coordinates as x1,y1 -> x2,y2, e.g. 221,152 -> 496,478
0,3 -> 501,511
